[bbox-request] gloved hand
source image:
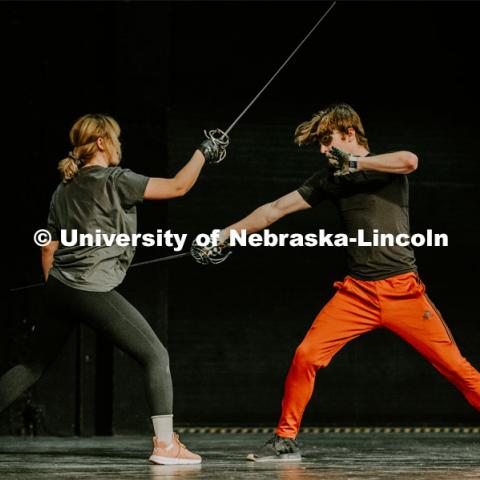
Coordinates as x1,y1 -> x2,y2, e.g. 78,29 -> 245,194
198,129 -> 230,165
191,230 -> 232,265
326,146 -> 360,176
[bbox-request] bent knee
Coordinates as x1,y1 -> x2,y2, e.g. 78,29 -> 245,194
145,344 -> 170,370
293,344 -> 329,370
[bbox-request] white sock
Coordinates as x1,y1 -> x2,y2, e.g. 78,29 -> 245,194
151,414 -> 173,444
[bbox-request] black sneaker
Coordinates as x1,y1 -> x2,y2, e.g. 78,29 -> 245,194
246,434 -> 302,462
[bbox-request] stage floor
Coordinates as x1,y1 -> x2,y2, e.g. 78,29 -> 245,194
0,432 -> 479,479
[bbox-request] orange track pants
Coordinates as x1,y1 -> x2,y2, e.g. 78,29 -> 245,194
276,272 -> 480,438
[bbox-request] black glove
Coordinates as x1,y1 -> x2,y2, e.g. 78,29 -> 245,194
191,231 -> 232,265
326,146 -> 359,176
198,129 -> 230,165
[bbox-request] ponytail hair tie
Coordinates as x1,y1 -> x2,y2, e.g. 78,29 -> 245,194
67,151 -> 80,164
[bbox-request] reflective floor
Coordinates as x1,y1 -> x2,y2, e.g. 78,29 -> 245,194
0,432 -> 479,479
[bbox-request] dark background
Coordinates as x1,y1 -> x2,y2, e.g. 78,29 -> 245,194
2,1 -> 479,435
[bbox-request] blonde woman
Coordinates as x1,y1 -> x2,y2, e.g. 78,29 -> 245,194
0,113 -> 227,464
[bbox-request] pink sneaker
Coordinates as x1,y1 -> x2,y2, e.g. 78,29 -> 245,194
149,433 -> 202,465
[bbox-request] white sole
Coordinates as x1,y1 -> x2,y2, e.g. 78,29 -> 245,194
246,453 -> 302,462
149,455 -> 202,465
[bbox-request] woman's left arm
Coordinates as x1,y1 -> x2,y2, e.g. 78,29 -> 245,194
41,240 -> 59,281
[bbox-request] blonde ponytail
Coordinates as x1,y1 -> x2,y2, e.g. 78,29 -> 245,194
58,152 -> 81,182
58,114 -> 121,183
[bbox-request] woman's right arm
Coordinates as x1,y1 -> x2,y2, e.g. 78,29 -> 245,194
144,150 -> 206,200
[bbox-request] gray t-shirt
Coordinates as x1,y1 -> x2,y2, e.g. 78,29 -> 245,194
46,165 -> 149,292
297,168 -> 417,280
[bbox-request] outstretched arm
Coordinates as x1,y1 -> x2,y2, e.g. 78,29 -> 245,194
191,190 -> 311,265
221,191 -> 311,239
144,150 -> 205,200
144,132 -> 229,200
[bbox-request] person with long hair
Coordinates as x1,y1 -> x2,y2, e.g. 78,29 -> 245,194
0,113 -> 228,465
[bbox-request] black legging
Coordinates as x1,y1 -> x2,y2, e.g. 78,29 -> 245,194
0,276 -> 172,415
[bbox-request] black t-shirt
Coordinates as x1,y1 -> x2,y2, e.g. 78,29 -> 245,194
297,168 -> 417,280
47,165 -> 149,292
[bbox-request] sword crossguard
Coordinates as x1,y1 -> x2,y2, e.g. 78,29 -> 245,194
203,128 -> 230,164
